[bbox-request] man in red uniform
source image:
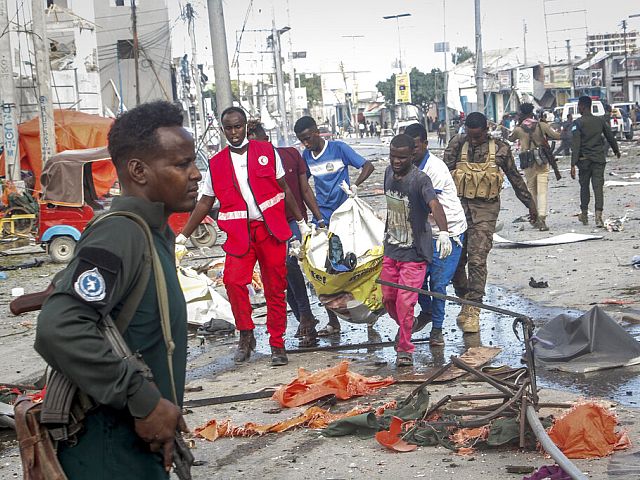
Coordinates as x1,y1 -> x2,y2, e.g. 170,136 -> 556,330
247,120 -> 324,346
179,107 -> 308,366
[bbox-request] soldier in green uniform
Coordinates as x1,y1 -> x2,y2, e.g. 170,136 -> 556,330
34,101 -> 200,479
444,112 -> 537,333
570,96 -> 620,228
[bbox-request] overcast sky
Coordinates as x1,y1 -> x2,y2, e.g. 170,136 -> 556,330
179,0 -> 640,91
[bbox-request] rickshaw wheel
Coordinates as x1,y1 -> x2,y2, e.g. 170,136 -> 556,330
2,207 -> 34,236
49,236 -> 76,263
190,223 -> 217,249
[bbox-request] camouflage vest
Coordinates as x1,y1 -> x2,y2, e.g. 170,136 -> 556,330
452,139 -> 503,200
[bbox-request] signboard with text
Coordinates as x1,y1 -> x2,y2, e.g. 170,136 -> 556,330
574,69 -> 603,89
395,72 -> 411,104
516,68 -> 534,95
544,66 -> 572,89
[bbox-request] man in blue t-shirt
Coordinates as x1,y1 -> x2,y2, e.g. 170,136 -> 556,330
294,115 -> 375,335
294,116 -> 374,224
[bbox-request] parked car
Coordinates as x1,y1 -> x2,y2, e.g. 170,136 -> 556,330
611,102 -> 634,140
318,125 -> 334,141
380,128 -> 394,144
561,98 -> 605,122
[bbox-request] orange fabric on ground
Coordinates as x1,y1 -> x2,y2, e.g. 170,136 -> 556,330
547,402 -> 632,459
195,405 -> 372,441
272,361 -> 395,408
0,110 -> 115,197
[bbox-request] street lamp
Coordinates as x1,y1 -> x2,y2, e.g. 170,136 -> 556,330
383,13 -> 411,73
269,23 -> 291,145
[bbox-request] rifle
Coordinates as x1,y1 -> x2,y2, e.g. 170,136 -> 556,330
537,124 -> 562,181
10,282 -> 55,315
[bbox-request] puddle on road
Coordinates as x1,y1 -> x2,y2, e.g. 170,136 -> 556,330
189,284 -> 640,407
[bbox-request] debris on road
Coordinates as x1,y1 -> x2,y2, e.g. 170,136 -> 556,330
272,360 -> 394,408
547,402 -> 631,459
534,306 -> 640,373
493,233 -> 603,248
529,277 -> 549,288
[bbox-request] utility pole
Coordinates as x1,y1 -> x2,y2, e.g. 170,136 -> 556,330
622,19 -> 629,101
285,0 -> 296,129
0,0 -> 20,185
523,19 -> 528,65
339,61 -> 355,135
31,0 -> 56,164
443,0 -> 451,143
186,3 -> 205,139
207,0 -> 233,126
131,0 -> 140,105
271,19 -> 289,145
383,13 -> 411,74
566,39 -> 575,98
474,0 -> 484,114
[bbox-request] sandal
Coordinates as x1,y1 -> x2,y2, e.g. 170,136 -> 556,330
317,324 -> 341,336
396,352 -> 413,367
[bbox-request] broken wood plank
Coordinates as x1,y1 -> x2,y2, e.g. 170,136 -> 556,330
395,346 -> 502,383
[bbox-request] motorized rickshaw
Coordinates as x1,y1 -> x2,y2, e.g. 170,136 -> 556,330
39,147 -> 217,263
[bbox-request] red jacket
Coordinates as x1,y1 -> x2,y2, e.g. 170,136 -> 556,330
210,140 -> 291,256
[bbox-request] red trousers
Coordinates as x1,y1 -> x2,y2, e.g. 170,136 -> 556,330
223,221 -> 288,348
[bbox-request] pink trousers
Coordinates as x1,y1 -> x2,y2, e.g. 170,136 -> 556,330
380,256 -> 427,353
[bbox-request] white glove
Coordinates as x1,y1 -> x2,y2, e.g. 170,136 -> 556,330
436,231 -> 452,259
175,233 -> 188,245
349,184 -> 358,197
288,239 -> 302,257
297,219 -> 311,238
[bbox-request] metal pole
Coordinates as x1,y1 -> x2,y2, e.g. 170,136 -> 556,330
523,19 -> 528,65
272,20 -> 288,145
474,0 -> 485,114
186,3 -> 205,139
285,0 -> 296,128
443,0 -> 451,143
131,0 -> 140,106
31,0 -> 56,164
0,0 -> 21,184
526,407 -> 589,480
396,17 -> 403,73
566,39 -> 575,98
622,19 -> 629,101
207,0 -> 233,130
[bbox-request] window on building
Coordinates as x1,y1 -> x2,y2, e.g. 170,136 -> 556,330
117,39 -> 135,59
111,0 -> 132,6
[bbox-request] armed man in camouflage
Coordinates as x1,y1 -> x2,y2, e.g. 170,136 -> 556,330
444,112 -> 537,333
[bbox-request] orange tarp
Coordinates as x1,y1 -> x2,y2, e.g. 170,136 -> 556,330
0,110 -> 115,197
547,402 -> 632,459
272,361 -> 395,408
195,404 -> 387,441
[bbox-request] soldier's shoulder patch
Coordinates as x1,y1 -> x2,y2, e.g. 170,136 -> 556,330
71,247 -> 121,306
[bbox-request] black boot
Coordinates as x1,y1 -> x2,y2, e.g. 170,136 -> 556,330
270,346 -> 288,366
234,330 -> 256,364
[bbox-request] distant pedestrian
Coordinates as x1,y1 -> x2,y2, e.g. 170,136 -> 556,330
369,122 -> 375,137
555,113 -> 573,157
376,122 -> 382,137
570,96 -> 620,228
358,122 -> 365,138
437,121 -> 447,147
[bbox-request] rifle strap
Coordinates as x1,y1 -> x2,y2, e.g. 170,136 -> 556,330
92,211 -> 178,405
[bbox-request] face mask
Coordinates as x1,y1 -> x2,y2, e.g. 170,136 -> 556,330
230,136 -> 249,148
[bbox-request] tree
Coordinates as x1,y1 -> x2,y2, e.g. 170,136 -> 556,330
298,74 -> 322,107
376,67 -> 445,109
452,46 -> 473,65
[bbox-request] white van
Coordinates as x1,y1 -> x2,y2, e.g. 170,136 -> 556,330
561,99 -> 605,122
